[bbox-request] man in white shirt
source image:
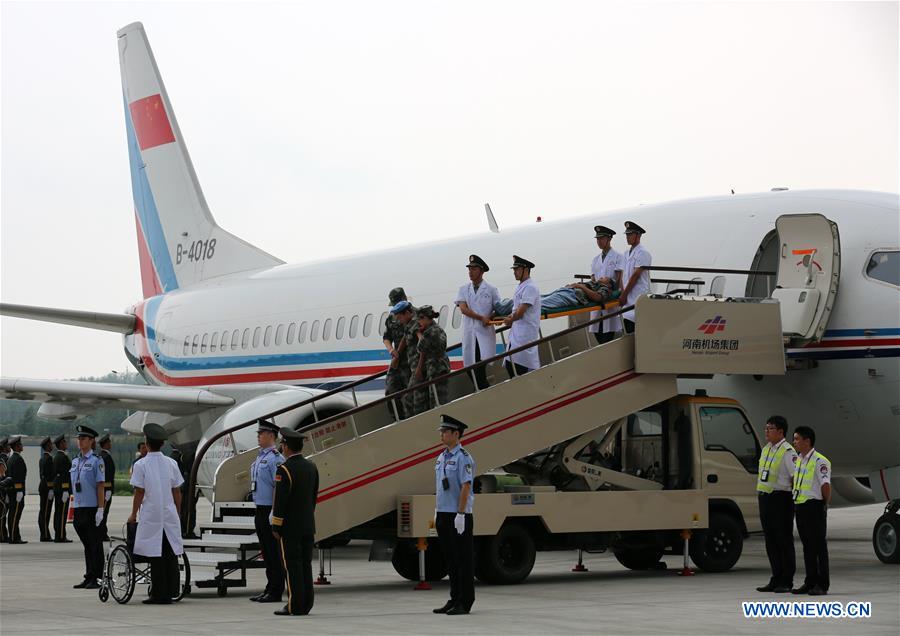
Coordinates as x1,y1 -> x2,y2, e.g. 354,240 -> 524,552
588,225 -> 623,344
791,426 -> 831,596
755,415 -> 798,593
619,221 -> 652,334
503,255 -> 540,378
129,423 -> 184,605
455,254 -> 501,389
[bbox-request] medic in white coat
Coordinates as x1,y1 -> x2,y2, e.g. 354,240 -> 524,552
588,225 -> 623,343
503,255 -> 541,376
455,254 -> 501,389
620,221 -> 652,332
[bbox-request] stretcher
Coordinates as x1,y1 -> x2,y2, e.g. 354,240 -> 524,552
488,291 -> 621,326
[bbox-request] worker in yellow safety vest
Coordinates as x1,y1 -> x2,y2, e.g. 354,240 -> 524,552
791,425 -> 831,596
755,415 -> 798,593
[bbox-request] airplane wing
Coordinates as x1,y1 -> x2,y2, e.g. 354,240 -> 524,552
0,303 -> 135,334
0,377 -> 234,417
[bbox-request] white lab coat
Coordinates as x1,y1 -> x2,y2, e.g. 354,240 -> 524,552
130,452 -> 185,557
589,249 -> 623,334
621,243 -> 652,323
507,277 -> 541,370
455,280 -> 501,366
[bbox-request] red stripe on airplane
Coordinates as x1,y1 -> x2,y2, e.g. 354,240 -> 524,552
129,94 -> 176,150
804,338 -> 900,349
317,371 -> 641,503
135,212 -> 164,299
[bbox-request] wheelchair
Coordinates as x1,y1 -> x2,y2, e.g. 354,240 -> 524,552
99,522 -> 191,604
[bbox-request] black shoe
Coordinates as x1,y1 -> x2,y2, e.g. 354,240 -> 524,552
791,585 -> 811,594
73,580 -> 90,589
84,580 -> 101,590
433,601 -> 455,614
773,586 -> 791,593
756,583 -> 776,592
274,606 -> 300,616
257,594 -> 282,603
249,593 -> 264,602
10,540 -> 28,544
142,598 -> 173,605
808,586 -> 826,596
40,538 -> 54,542
54,538 -> 73,543
446,606 -> 470,615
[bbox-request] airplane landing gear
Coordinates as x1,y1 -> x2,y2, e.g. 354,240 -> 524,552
873,500 -> 900,564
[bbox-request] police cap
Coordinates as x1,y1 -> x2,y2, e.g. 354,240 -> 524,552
98,433 -> 111,445
257,419 -> 280,434
390,300 -> 412,315
279,427 -> 307,441
8,435 -> 22,446
624,221 -> 646,235
594,225 -> 616,238
417,305 -> 439,319
437,414 -> 468,433
467,254 -> 489,271
76,425 -> 99,439
0,437 -> 8,448
388,287 -> 407,305
40,435 -> 52,448
511,255 -> 535,269
53,434 -> 66,445
142,423 -> 169,442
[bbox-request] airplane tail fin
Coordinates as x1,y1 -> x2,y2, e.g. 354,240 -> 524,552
117,22 -> 282,298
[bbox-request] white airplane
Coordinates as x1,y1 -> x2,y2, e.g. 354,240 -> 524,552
2,23 -> 898,558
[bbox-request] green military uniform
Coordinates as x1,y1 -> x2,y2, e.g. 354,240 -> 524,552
38,438 -> 54,541
271,428 -> 319,616
415,321 -> 451,414
52,437 -> 73,542
384,312 -> 411,418
98,435 -> 116,541
402,313 -> 423,418
5,437 -> 28,543
0,441 -> 9,543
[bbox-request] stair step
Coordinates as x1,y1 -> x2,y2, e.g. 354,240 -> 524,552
183,551 -> 249,566
183,534 -> 259,550
199,521 -> 256,532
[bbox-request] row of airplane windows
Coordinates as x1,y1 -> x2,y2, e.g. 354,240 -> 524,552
179,304 -> 464,356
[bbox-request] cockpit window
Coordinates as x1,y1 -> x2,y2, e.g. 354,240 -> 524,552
865,251 -> 899,287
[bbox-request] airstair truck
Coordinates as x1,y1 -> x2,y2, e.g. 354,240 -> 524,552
196,292 -> 785,591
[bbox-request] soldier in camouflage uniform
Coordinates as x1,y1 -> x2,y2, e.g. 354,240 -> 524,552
389,301 -> 419,418
383,287 -> 411,419
412,305 -> 451,415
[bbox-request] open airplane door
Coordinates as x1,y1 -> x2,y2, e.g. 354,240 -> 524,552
771,214 -> 840,346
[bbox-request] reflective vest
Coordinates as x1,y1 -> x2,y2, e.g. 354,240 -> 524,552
756,440 -> 790,493
793,451 -> 830,503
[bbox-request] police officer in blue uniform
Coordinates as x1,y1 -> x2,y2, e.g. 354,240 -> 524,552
249,419 -> 286,603
433,414 -> 476,616
70,425 -> 106,589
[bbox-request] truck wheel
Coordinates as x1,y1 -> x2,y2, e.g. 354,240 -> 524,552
690,511 -> 743,572
613,548 -> 664,570
872,514 -> 900,564
476,523 -> 536,585
390,539 -> 448,581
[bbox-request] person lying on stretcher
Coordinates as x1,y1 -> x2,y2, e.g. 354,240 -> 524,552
493,277 -> 618,316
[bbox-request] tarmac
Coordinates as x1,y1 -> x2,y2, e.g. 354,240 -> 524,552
1,495 -> 897,635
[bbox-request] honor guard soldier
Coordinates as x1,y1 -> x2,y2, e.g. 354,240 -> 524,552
52,434 -> 73,543
791,426 -> 831,596
503,255 -> 541,378
271,427 -> 319,616
129,423 -> 185,604
413,306 -> 451,415
455,255 -> 501,389
70,426 -> 106,589
0,437 -> 9,543
755,415 -> 798,593
433,414 -> 476,615
619,221 -> 652,334
38,436 -> 55,541
249,419 -> 286,603
589,226 -> 623,344
390,300 -> 418,419
5,436 -> 27,543
97,433 -> 116,541
383,287 -> 412,418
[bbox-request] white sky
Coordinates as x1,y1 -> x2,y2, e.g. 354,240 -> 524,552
1,0 -> 897,380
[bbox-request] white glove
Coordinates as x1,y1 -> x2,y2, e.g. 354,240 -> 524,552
454,513 -> 465,535
62,492 -> 70,503
47,491 -> 54,501
105,490 -> 112,503
95,508 -> 103,527
16,492 -> 23,502
268,512 -> 273,525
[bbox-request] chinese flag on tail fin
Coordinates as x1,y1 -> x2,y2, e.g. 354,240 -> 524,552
129,94 -> 176,150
